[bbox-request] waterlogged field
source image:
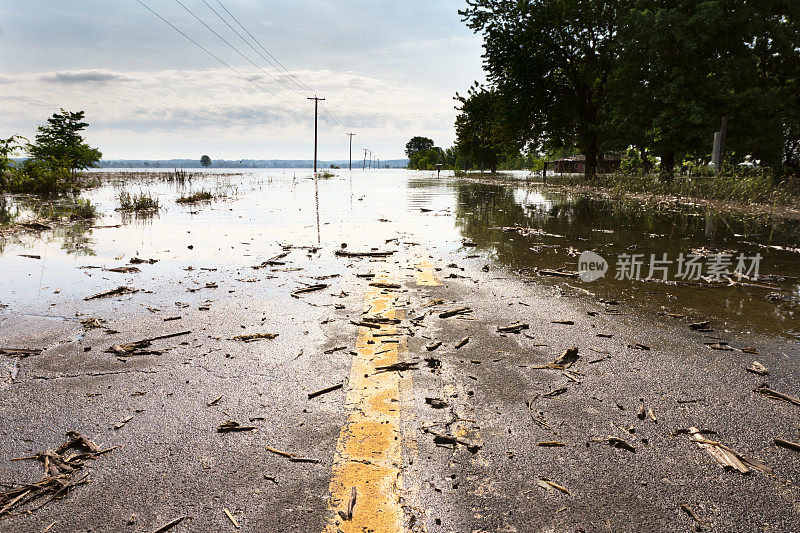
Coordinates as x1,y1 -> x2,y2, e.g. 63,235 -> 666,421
1,168 -> 799,338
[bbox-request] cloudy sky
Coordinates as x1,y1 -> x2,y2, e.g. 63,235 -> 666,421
0,0 -> 485,160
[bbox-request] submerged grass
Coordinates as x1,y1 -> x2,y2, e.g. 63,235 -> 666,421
540,171 -> 800,208
176,190 -> 213,204
118,191 -> 159,211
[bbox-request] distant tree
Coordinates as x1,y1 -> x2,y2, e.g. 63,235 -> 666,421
27,109 -> 101,176
405,137 -> 435,159
200,155 -> 212,168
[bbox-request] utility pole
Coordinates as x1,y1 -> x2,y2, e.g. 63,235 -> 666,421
368,151 -> 372,169
346,133 -> 356,171
363,149 -> 368,170
307,96 -> 325,174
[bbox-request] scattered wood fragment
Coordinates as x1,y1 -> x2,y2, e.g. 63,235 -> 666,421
323,346 -> 347,355
753,385 -> 800,406
537,441 -> 566,447
0,347 -> 43,357
537,478 -> 570,495
455,337 -> 470,349
425,341 -> 442,351
217,421 -> 257,433
774,438 -> 800,453
543,387 -> 567,398
224,509 -> 240,529
151,516 -> 188,533
551,320 -> 574,325
531,348 -> 579,370
106,330 -> 191,356
231,333 -> 278,343
207,395 -> 222,407
746,361 -> 768,375
338,487 -> 357,521
607,436 -> 637,453
105,266 -> 140,274
0,432 -> 113,518
689,321 -> 711,330
375,361 -> 418,374
334,250 -> 394,258
538,269 -> 578,279
308,383 -> 344,399
439,307 -> 472,319
422,428 -> 481,452
265,446 -> 320,463
425,397 -> 448,409
688,427 -> 770,474
292,284 -> 328,297
19,254 -> 42,259
130,257 -> 158,264
497,323 -> 529,334
680,504 -> 704,528
113,416 -> 134,430
253,252 -> 289,268
85,286 -> 139,300
369,282 -> 401,289
351,320 -> 381,329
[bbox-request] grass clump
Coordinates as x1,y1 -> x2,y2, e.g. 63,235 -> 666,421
317,170 -> 336,179
118,191 -> 159,211
69,198 -> 98,220
176,190 -> 213,204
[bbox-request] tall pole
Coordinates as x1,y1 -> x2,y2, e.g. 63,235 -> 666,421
368,151 -> 372,170
347,132 -> 356,171
307,96 -> 325,174
363,149 -> 368,170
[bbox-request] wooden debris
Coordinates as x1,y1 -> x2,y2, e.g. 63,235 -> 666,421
543,387 -> 567,398
746,361 -> 768,375
81,317 -> 104,329
537,441 -> 566,447
113,416 -> 134,430
532,348 -> 579,370
607,436 -> 636,453
537,478 -> 570,495
151,516 -> 188,533
292,283 -> 328,297
422,428 -> 481,452
106,331 -> 191,356
338,487 -> 357,521
0,347 -> 43,357
538,269 -> 578,278
369,282 -> 401,289
351,320 -> 382,329
265,446 -> 319,463
688,427 -> 771,474
253,252 -> 289,268
85,286 -> 139,300
689,321 -> 712,330
231,333 -> 278,343
774,438 -> 800,453
455,337 -> 470,349
754,385 -> 800,406
680,504 -> 704,527
334,250 -> 394,258
425,340 -> 442,351
129,257 -> 158,264
497,323 -> 529,334
308,382 -> 344,399
217,421 -> 257,433
105,266 -> 140,274
224,509 -> 240,529
19,254 -> 42,259
375,361 -> 418,374
207,395 -> 223,407
425,397 -> 448,409
551,320 -> 574,325
0,432 -> 113,518
438,307 -> 472,319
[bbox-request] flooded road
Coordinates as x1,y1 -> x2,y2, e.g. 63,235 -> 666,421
2,169 -> 799,337
1,169 -> 799,532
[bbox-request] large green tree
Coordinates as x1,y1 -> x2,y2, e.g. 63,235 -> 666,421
27,109 -> 102,175
454,84 -> 519,173
461,0 -> 625,177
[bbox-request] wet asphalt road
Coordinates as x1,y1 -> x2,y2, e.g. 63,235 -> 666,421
1,172 -> 799,532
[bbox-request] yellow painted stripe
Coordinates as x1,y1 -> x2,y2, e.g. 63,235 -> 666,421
324,271 -> 407,532
414,261 -> 442,286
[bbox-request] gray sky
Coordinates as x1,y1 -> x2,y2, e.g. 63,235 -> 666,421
0,0 -> 485,160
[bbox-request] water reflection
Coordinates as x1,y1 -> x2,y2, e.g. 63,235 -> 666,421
453,181 -> 800,337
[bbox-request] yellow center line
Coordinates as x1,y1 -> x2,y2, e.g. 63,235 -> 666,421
414,260 -> 442,286
324,270 -> 408,532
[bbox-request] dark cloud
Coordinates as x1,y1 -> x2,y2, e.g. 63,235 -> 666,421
40,70 -> 127,83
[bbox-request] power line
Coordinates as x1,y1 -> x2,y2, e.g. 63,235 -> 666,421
199,0 -> 310,99
215,0 -> 314,94
136,0 -> 302,111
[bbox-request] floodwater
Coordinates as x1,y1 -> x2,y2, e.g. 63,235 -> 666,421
1,168 -> 799,339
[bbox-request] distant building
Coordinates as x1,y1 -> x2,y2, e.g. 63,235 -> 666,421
549,154 -> 623,174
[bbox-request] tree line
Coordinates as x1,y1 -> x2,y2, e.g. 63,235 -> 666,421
449,0 -> 800,179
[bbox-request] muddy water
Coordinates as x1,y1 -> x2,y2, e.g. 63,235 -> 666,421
1,169 -> 799,338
